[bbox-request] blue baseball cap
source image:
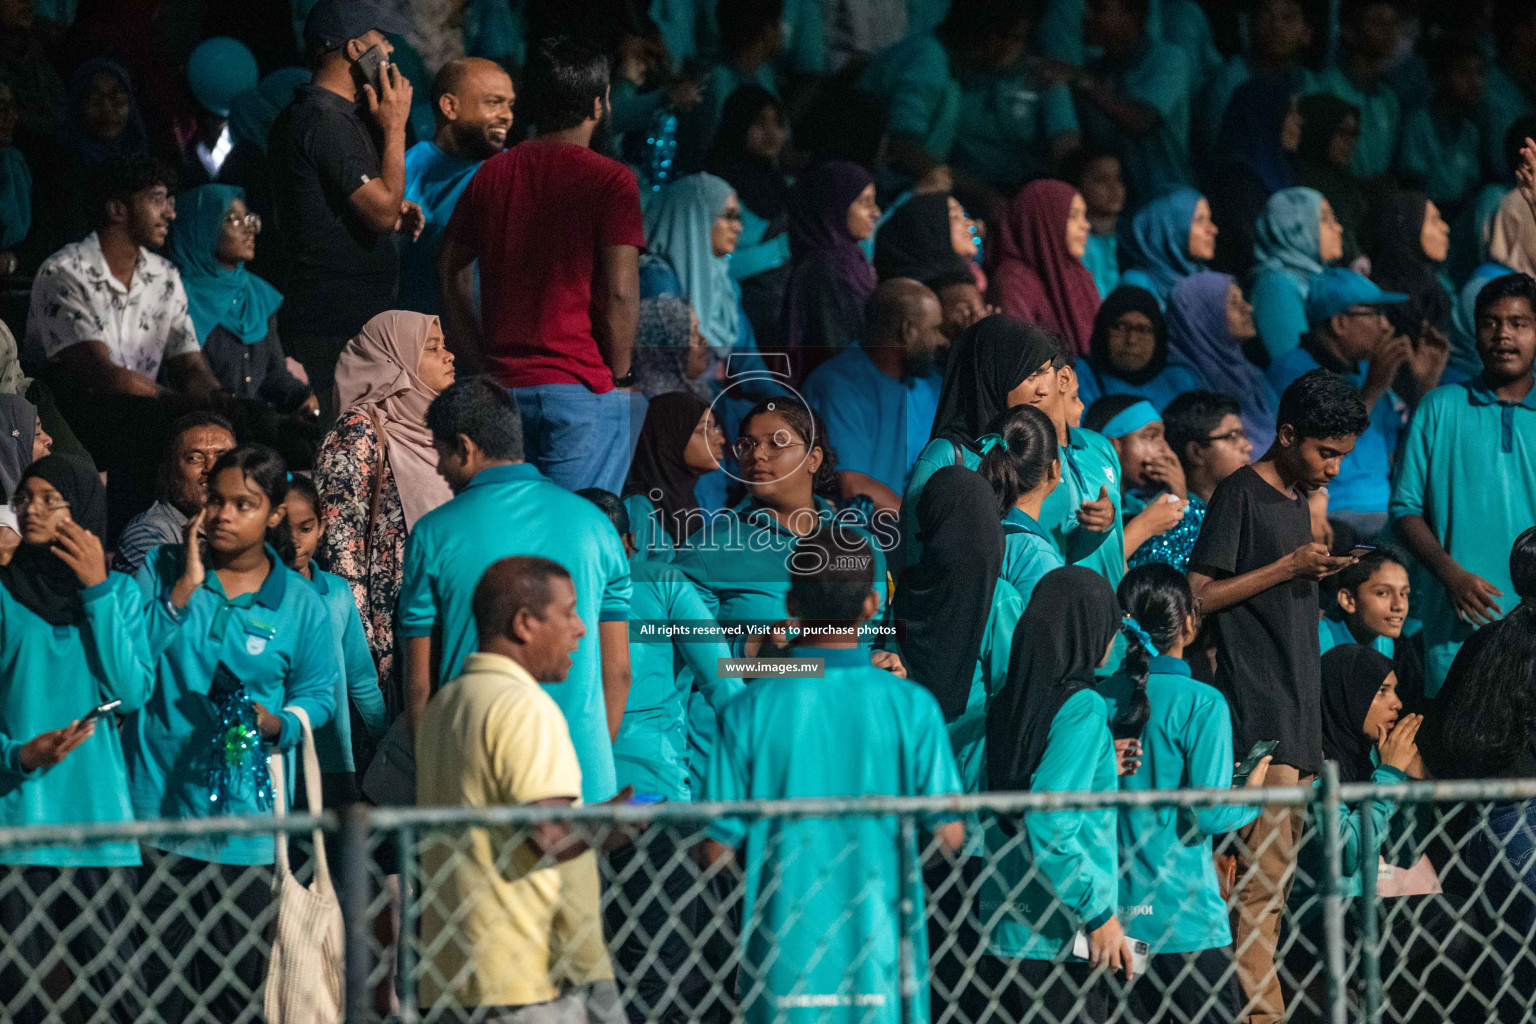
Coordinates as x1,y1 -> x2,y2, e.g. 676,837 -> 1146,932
303,0 -> 411,59
1305,268 -> 1408,328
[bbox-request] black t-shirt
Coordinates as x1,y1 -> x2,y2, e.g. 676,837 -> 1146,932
268,85 -> 397,339
1189,465 -> 1322,774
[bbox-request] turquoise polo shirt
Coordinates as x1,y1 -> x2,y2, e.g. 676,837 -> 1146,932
803,344 -> 942,497
1395,107 -> 1481,211
625,493 -> 676,565
1292,763 -> 1408,908
1268,343 -> 1404,515
705,646 -> 961,1024
1317,616 -> 1392,660
127,545 -> 339,865
729,206 -> 791,283
857,33 -> 960,167
978,687 -> 1120,960
1316,65 -> 1401,179
399,462 -> 631,802
1389,378 -> 1536,695
0,573 -> 152,867
308,568 -> 388,775
1100,656 -> 1260,953
1074,357 -> 1202,411
951,63 -> 1079,190
1083,232 -> 1120,299
902,438 -> 980,561
401,140 -> 480,317
671,497 -> 889,652
1001,506 -> 1066,606
1081,40 -> 1195,199
1040,427 -> 1126,586
614,558 -> 744,802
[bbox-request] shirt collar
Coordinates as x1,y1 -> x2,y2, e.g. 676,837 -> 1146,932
1003,505 -> 1053,541
84,231 -> 145,294
203,546 -> 288,608
1149,654 -> 1192,677
792,645 -> 869,668
1467,375 -> 1536,409
308,568 -> 331,597
300,82 -> 363,119
460,650 -> 540,687
464,462 -> 544,491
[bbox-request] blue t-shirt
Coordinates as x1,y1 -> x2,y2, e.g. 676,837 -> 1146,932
705,647 -> 961,1024
1316,65 -> 1401,179
802,344 -> 942,497
401,140 -> 483,316
398,463 -> 632,801
1395,107 -> 1481,211
1074,356 -> 1202,411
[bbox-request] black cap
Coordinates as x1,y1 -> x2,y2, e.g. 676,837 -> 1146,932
303,0 -> 412,59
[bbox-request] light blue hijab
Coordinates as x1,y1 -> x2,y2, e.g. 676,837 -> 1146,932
1254,186 -> 1326,288
1117,186 -> 1206,303
166,185 -> 283,346
642,173 -> 740,352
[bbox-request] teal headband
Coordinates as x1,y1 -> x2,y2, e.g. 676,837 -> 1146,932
1102,400 -> 1161,439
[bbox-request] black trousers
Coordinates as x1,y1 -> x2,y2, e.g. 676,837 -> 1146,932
972,955 -> 1109,1024
603,827 -> 708,1024
0,864 -> 142,1024
136,847 -> 274,1024
1123,946 -> 1244,1024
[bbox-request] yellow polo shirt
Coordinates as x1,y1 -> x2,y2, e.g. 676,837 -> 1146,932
416,652 -> 611,1007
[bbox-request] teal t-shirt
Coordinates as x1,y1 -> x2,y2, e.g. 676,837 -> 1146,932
1317,616 -> 1393,660
1478,61 -> 1536,180
1081,40 -> 1195,199
1074,356 -> 1203,411
1100,656 -> 1260,953
1316,65 -> 1401,179
950,63 -> 1079,190
127,546 -> 339,865
979,687 -> 1120,960
400,140 -> 480,317
1083,231 -> 1121,299
1001,506 -> 1066,605
1292,763 -> 1408,907
1395,107 -> 1482,211
614,558 -> 745,801
625,492 -> 676,565
803,344 -> 942,497
1040,427 -> 1126,587
0,573 -> 152,866
1251,266 -> 1312,361
1388,379 -> 1536,694
858,33 -> 958,165
705,647 -> 962,1024
308,568 -> 387,774
398,464 -> 632,801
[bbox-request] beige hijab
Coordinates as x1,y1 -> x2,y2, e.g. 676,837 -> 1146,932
333,311 -> 453,529
1489,189 -> 1536,277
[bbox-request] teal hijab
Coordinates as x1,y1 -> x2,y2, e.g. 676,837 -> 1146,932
1117,186 -> 1205,302
642,173 -> 740,352
1254,186 -> 1326,287
166,185 -> 283,346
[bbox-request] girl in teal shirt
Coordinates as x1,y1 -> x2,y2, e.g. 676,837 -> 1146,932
1101,564 -> 1265,1023
978,567 -> 1134,1019
0,456 -> 151,1023
979,403 -> 1067,604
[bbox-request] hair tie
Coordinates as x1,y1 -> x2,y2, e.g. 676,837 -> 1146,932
975,433 -> 1005,454
1122,615 -> 1158,654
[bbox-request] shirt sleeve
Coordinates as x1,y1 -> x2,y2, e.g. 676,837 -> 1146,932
80,575 -> 155,715
1252,271 -> 1309,361
28,259 -> 107,360
396,523 -> 437,639
908,689 -> 963,798
703,695 -> 750,847
488,692 -> 583,805
1184,691 -> 1262,836
275,593 -> 341,751
313,116 -> 382,206
340,598 -> 388,741
1333,765 -> 1406,877
882,42 -> 951,142
600,163 -> 646,250
670,576 -> 745,714
598,527 -> 631,623
160,269 -> 202,361
132,547 -> 189,658
1188,478 -> 1245,578
1387,396 -> 1434,524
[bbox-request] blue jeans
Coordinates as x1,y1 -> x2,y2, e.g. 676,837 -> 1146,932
1469,798 -> 1536,933
510,384 -> 647,494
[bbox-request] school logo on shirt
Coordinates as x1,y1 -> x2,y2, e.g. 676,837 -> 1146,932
246,634 -> 268,655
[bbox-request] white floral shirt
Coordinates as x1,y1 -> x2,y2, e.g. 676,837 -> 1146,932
26,231 -> 200,379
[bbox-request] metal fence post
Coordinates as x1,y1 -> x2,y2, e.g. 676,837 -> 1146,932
1319,763 -> 1348,1024
342,802 -> 373,1024
898,813 -> 918,1024
398,824 -> 419,1024
1358,790 -> 1382,1024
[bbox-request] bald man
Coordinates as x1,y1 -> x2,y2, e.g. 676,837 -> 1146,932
401,57 -> 515,316
801,278 -> 948,512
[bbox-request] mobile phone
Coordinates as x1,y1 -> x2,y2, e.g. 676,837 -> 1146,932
1233,739 -> 1279,787
83,699 -> 122,723
351,44 -> 388,97
1072,930 -> 1149,976
1349,544 -> 1376,556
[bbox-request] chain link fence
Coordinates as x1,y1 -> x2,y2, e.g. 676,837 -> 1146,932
3,774 -> 1535,1023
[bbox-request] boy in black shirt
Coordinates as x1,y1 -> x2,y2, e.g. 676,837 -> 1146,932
1187,369 -> 1369,1024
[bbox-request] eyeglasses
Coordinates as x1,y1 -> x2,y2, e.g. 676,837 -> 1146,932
732,435 -> 806,460
145,191 -> 175,211
1200,428 -> 1248,446
10,493 -> 69,515
223,212 -> 262,234
1108,322 -> 1156,338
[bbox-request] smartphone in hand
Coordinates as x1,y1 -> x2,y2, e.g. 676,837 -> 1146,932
1233,739 -> 1279,787
351,45 -> 388,96
83,699 -> 122,724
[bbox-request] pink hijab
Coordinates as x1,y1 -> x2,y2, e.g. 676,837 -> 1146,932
333,310 -> 453,529
987,179 -> 1101,357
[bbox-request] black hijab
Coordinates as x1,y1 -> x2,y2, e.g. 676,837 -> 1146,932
1297,93 -> 1365,263
1364,190 -> 1451,336
873,193 -> 974,288
1085,285 -> 1168,387
987,567 -> 1121,792
929,314 -> 1061,448
894,465 -> 1006,719
1320,644 -> 1395,784
623,392 -> 710,546
706,84 -> 789,224
0,455 -> 107,626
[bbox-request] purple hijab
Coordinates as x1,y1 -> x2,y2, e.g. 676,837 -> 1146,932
784,160 -> 877,348
1166,272 -> 1277,454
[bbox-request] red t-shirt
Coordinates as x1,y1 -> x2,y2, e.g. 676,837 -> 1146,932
446,141 -> 645,391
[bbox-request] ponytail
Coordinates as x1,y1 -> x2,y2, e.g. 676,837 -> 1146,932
1113,617 -> 1153,739
977,404 -> 1058,517
1112,564 -> 1200,740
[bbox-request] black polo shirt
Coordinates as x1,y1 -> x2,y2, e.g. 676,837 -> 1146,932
268,84 -> 397,339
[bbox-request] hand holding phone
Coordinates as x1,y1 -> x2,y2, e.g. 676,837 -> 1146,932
83,700 -> 121,723
1233,739 -> 1279,787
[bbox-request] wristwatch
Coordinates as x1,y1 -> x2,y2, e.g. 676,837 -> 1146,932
612,370 -> 636,388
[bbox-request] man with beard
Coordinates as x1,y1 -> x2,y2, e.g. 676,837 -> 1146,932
400,58 -> 514,317
112,412 -> 235,574
802,278 -> 947,512
440,35 -> 645,495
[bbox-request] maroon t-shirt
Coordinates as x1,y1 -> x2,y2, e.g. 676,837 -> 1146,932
446,141 -> 645,391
